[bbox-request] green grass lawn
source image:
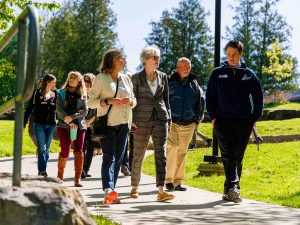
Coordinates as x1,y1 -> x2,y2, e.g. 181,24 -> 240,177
264,102 -> 300,110
200,118 -> 300,137
0,120 -> 61,157
1,119 -> 300,209
143,142 -> 300,208
92,215 -> 120,225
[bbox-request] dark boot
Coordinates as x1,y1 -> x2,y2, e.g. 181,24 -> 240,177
74,152 -> 84,187
57,155 -> 68,182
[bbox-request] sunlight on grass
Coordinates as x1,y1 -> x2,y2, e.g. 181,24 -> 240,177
199,118 -> 300,137
0,120 -> 60,157
92,215 -> 120,225
143,142 -> 300,208
264,102 -> 300,110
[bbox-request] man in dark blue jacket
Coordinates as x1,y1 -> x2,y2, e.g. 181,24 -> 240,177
206,40 -> 263,203
165,57 -> 204,191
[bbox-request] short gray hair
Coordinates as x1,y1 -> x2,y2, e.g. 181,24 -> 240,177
177,57 -> 191,67
140,45 -> 160,66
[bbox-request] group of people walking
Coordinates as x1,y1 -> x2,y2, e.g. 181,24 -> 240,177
23,40 -> 263,205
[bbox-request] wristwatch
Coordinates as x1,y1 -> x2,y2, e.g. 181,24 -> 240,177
104,99 -> 109,105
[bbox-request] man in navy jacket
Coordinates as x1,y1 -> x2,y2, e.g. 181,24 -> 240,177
206,40 -> 263,202
165,57 -> 204,191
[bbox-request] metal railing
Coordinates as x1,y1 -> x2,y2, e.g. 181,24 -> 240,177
0,5 -> 40,187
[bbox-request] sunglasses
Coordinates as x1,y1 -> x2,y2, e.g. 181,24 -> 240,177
151,55 -> 160,60
84,79 -> 91,83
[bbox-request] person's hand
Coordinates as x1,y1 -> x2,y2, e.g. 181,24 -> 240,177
86,120 -> 91,128
121,97 -> 132,105
64,115 -> 72,124
90,116 -> 95,122
109,98 -> 123,106
86,116 -> 95,128
212,119 -> 216,127
69,122 -> 77,129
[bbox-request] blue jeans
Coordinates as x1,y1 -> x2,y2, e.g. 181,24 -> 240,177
33,123 -> 56,174
101,124 -> 129,190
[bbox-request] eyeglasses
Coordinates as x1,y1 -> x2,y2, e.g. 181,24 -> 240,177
151,55 -> 160,60
84,79 -> 91,83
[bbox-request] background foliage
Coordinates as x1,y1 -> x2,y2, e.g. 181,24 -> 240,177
42,0 -> 118,86
146,0 -> 214,87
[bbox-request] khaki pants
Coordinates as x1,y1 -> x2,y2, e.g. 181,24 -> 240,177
166,122 -> 196,186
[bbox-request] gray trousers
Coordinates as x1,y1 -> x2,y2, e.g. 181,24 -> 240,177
131,119 -> 168,187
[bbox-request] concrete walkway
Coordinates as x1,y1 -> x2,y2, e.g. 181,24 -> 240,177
1,153 -> 300,225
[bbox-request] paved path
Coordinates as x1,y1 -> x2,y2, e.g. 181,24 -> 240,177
1,153 -> 300,225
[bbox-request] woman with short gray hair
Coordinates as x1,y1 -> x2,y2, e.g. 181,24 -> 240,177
130,45 -> 175,202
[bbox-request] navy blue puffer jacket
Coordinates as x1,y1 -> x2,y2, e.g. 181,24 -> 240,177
168,71 -> 204,124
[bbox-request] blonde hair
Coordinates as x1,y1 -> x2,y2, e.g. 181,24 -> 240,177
62,71 -> 86,98
140,45 -> 160,66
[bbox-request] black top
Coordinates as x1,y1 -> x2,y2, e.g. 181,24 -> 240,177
206,61 -> 263,122
24,89 -> 57,127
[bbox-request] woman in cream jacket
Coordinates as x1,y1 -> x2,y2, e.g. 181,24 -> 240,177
88,49 -> 136,204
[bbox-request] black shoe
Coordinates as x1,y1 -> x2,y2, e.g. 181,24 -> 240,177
86,172 -> 92,177
228,188 -> 242,203
174,185 -> 187,191
206,139 -> 212,148
165,183 -> 175,191
121,165 -> 131,176
81,170 -> 86,179
188,144 -> 196,150
39,171 -> 48,177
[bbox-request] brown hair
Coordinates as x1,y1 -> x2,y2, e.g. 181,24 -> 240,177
83,73 -> 95,86
40,74 -> 56,96
99,49 -> 123,74
61,71 -> 86,98
224,40 -> 244,54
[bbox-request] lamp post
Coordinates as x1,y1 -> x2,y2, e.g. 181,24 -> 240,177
198,0 -> 223,175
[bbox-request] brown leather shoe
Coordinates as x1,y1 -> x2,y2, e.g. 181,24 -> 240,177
157,192 -> 175,201
130,187 -> 139,198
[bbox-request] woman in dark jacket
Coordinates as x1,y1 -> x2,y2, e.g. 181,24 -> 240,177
24,74 -> 57,177
81,73 -> 98,178
56,71 -> 88,187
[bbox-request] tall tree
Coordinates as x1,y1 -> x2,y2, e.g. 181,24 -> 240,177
0,1 -> 59,105
74,0 -> 117,74
42,0 -> 118,84
226,0 -> 298,93
225,0 -> 260,68
146,0 -> 213,86
262,38 -> 297,94
254,0 -> 292,86
42,1 -> 79,83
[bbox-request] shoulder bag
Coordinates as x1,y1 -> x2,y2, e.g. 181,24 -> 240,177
91,79 -> 119,141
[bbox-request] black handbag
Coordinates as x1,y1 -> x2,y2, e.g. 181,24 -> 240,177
91,79 -> 119,141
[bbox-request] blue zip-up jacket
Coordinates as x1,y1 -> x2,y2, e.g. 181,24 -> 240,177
168,71 -> 204,124
206,61 -> 263,122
